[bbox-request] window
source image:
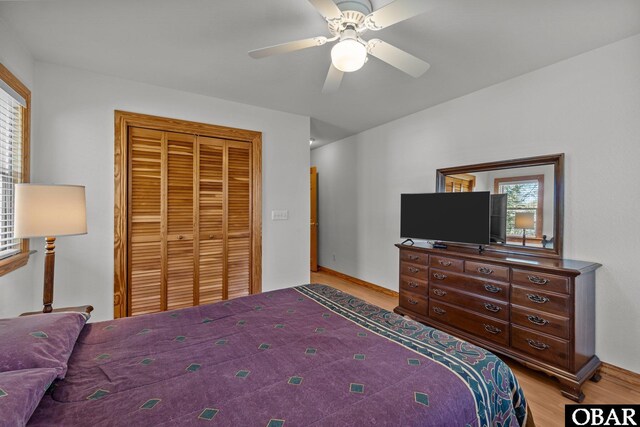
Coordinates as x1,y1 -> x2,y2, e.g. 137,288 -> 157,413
0,63 -> 30,276
494,175 -> 544,239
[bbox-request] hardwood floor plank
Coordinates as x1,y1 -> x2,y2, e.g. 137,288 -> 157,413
310,270 -> 640,427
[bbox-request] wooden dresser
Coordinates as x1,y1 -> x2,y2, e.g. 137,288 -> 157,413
394,243 -> 602,402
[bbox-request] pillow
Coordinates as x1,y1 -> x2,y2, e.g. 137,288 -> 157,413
0,368 -> 58,427
0,312 -> 88,379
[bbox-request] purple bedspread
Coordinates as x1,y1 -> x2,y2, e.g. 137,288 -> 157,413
29,285 -> 528,426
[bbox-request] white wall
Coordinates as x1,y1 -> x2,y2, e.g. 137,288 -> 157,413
312,34 -> 640,372
0,18 -> 33,88
16,61 -> 310,322
0,18 -> 39,316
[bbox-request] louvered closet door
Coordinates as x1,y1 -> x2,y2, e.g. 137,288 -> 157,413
127,127 -> 254,316
129,128 -> 164,316
227,141 -> 252,299
197,136 -> 225,303
166,132 -> 196,310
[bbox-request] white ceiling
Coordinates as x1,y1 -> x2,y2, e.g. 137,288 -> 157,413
1,0 -> 639,148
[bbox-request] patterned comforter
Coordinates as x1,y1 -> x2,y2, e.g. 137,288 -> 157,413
29,284 -> 529,426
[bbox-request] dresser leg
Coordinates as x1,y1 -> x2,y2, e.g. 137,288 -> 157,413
589,368 -> 602,383
559,379 -> 585,402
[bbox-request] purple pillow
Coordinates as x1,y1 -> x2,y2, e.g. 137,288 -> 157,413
0,368 -> 58,427
0,312 -> 88,379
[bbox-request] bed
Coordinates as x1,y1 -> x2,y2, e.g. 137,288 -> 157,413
1,284 -> 532,426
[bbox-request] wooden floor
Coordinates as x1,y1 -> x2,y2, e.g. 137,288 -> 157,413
311,270 -> 640,427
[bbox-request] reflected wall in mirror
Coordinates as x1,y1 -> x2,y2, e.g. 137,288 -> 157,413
436,154 -> 564,258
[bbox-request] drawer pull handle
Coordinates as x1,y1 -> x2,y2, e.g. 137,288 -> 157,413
484,303 -> 501,313
477,267 -> 494,275
484,324 -> 501,334
433,273 -> 447,280
209,234 -> 214,239
438,260 -> 453,267
527,294 -> 550,304
407,298 -> 419,305
408,282 -> 419,289
526,339 -> 550,350
433,289 -> 447,297
527,315 -> 549,326
484,284 -> 501,294
178,235 -> 184,240
408,255 -> 420,261
408,267 -> 420,273
433,307 -> 446,315
528,275 -> 550,285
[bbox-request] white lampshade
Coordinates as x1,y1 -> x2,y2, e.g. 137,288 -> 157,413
515,212 -> 535,230
14,184 -> 87,238
331,39 -> 367,73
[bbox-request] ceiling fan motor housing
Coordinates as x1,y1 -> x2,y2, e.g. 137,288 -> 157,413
329,0 -> 373,35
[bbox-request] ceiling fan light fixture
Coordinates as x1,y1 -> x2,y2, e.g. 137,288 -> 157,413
331,37 -> 367,73
249,0 -> 433,91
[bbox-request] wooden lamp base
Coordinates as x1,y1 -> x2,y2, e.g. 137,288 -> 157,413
43,236 -> 56,313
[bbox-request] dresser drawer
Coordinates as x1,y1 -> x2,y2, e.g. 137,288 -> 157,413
429,255 -> 464,273
465,261 -> 510,282
511,306 -> 570,340
400,250 -> 428,266
400,276 -> 428,295
512,325 -> 570,369
512,286 -> 571,316
399,290 -> 428,315
513,269 -> 570,294
429,269 -> 509,302
429,300 -> 509,346
429,284 -> 509,321
400,262 -> 429,280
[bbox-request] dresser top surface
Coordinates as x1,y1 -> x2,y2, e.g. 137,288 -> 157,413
396,243 -> 601,275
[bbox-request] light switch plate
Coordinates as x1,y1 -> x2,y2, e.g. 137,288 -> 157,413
271,210 -> 289,221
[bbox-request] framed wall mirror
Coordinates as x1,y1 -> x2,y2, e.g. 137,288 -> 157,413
436,154 -> 564,258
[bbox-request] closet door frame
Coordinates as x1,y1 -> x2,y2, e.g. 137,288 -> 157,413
114,110 -> 262,318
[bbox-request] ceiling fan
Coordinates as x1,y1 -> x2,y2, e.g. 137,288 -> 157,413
248,0 -> 431,93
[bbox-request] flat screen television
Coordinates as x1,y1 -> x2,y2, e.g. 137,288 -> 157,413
490,194 -> 507,244
401,192 -> 490,245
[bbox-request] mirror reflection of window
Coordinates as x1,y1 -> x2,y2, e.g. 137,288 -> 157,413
493,175 -> 544,243
445,174 -> 476,192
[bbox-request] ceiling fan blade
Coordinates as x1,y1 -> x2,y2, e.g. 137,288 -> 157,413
308,0 -> 343,21
367,39 -> 430,78
365,0 -> 432,30
249,36 -> 328,59
322,64 -> 344,93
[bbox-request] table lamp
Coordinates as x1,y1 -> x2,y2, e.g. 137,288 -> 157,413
14,184 -> 87,313
515,212 -> 535,246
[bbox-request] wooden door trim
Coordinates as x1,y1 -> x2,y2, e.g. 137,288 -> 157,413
114,111 -> 262,318
251,134 -> 262,295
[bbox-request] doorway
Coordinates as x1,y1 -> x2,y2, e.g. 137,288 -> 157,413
310,167 -> 318,272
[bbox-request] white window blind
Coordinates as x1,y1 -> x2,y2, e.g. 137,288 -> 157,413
0,83 -> 24,259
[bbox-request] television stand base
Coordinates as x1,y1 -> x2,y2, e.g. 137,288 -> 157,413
401,238 -> 414,246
